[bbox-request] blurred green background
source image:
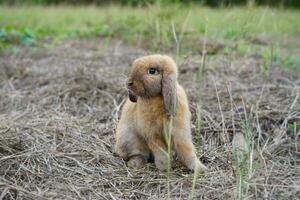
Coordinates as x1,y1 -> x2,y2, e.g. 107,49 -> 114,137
0,0 -> 299,7
0,0 -> 299,71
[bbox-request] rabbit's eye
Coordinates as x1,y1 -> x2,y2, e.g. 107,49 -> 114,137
148,68 -> 158,75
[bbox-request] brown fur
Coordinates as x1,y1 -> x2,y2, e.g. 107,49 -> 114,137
115,55 -> 207,171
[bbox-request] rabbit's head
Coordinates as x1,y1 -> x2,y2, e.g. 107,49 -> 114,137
127,55 -> 178,116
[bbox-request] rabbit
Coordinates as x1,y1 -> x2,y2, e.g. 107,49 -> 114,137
115,54 -> 207,172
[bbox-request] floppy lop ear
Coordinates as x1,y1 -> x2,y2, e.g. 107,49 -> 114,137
128,90 -> 137,103
162,73 -> 177,116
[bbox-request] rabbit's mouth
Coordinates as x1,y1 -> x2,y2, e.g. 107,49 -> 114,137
127,87 -> 138,102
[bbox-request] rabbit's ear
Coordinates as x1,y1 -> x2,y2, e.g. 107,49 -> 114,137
128,90 -> 137,103
162,73 -> 177,116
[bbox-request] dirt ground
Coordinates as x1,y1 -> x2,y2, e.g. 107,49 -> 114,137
0,39 -> 299,199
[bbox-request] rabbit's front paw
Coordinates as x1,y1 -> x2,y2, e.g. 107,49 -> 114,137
155,154 -> 168,171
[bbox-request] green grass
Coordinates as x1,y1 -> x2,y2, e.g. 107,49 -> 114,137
232,122 -> 254,200
0,5 -> 300,50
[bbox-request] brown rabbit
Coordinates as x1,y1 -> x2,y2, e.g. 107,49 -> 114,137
115,55 -> 207,171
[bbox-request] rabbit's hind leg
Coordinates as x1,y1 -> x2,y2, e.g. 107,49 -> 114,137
115,125 -> 150,168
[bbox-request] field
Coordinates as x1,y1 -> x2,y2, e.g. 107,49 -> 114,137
0,5 -> 300,200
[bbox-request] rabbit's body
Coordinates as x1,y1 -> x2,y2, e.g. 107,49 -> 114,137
115,55 -> 207,171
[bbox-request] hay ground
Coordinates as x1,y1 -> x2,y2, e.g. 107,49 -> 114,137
0,39 -> 299,199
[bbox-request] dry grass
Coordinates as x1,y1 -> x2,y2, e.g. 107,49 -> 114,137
0,39 -> 299,199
